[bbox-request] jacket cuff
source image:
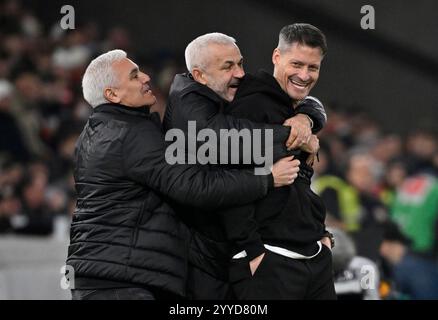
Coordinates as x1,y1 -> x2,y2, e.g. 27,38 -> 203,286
267,172 -> 274,190
296,110 -> 323,133
259,173 -> 274,194
244,239 -> 266,261
295,96 -> 327,133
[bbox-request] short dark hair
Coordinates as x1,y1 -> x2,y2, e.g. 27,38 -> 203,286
278,23 -> 327,56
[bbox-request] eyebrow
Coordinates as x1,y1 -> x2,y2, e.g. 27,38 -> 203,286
129,67 -> 139,78
223,58 -> 243,66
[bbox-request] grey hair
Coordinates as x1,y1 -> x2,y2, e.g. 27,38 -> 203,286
185,32 -> 237,72
82,49 -> 127,108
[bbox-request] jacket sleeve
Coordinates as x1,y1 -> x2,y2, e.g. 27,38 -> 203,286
228,93 -> 297,161
221,203 -> 266,261
225,94 -> 293,259
123,120 -> 273,210
295,96 -> 327,133
171,92 -> 291,163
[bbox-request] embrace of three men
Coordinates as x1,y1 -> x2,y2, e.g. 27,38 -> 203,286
66,23 -> 336,300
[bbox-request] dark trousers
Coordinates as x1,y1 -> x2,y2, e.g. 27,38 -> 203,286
229,244 -> 337,300
186,263 -> 233,300
71,287 -> 156,300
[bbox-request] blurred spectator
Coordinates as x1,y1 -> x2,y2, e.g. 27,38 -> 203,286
313,142 -> 357,231
10,71 -> 48,158
343,153 -> 388,261
11,161 -> 53,235
390,173 -> 438,258
0,79 -> 30,161
314,150 -> 388,261
101,26 -> 132,53
52,30 -> 92,71
330,227 -> 380,300
376,158 -> 408,207
380,220 -> 438,299
405,129 -> 438,176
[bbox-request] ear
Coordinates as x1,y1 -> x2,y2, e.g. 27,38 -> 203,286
272,48 -> 281,66
104,87 -> 121,104
192,68 -> 207,85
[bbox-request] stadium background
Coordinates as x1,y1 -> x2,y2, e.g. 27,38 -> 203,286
0,0 -> 437,299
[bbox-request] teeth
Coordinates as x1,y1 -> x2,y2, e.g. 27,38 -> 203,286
290,79 -> 306,87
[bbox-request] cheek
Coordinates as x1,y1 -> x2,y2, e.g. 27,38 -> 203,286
219,77 -> 230,91
284,67 -> 297,78
223,73 -> 233,85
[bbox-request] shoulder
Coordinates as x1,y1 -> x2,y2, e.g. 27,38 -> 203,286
170,75 -> 222,107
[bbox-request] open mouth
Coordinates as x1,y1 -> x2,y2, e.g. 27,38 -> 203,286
288,78 -> 309,89
229,78 -> 241,90
142,85 -> 152,94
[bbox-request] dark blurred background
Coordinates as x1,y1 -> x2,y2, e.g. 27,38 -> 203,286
1,0 -> 438,300
27,0 -> 438,132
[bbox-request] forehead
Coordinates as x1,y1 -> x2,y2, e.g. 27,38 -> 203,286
205,43 -> 242,66
282,43 -> 323,64
112,58 -> 138,75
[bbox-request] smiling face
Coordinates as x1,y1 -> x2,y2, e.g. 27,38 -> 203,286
106,58 -> 156,107
193,43 -> 244,102
272,42 -> 323,102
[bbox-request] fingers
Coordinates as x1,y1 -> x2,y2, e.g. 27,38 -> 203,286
249,253 -> 265,275
286,127 -> 298,149
290,159 -> 300,167
281,155 -> 295,162
284,114 -> 313,150
287,126 -> 312,150
306,154 -> 315,166
286,160 -> 300,184
272,156 -> 301,187
290,136 -> 302,150
290,132 -> 310,149
288,173 -> 298,184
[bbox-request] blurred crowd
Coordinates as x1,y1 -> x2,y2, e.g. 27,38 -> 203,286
313,108 -> 438,299
1,0 -> 438,300
0,0 -> 184,234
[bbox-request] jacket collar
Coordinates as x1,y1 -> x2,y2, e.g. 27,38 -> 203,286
170,73 -> 227,105
93,103 -> 151,117
255,69 -> 292,105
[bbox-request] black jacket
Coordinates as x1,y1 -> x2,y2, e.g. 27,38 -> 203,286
164,73 -> 293,164
164,74 -> 289,280
164,74 -> 326,162
66,103 -> 272,296
224,70 -> 327,259
163,73 -> 326,280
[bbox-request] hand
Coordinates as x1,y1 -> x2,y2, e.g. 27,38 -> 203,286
271,156 -> 300,187
283,114 -> 312,150
321,236 -> 332,250
301,135 -> 320,165
300,135 -> 320,154
306,153 -> 316,166
249,252 -> 265,275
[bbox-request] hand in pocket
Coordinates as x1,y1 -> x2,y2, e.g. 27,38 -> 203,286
249,252 -> 266,276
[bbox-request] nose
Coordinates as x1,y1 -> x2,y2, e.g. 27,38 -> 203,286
139,72 -> 150,83
233,65 -> 245,79
297,68 -> 310,82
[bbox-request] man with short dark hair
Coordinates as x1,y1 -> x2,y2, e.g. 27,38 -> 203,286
225,23 -> 336,300
164,32 -> 327,299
